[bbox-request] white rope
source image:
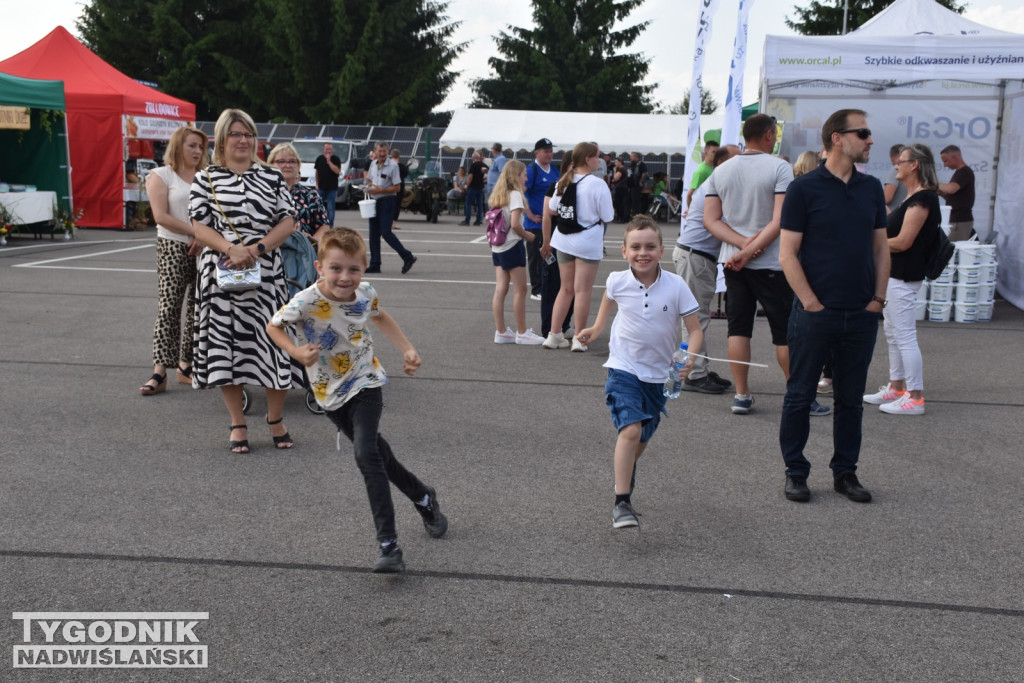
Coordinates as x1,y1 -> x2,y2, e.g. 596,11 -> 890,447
688,352 -> 769,368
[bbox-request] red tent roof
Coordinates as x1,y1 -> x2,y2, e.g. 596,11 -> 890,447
0,26 -> 194,120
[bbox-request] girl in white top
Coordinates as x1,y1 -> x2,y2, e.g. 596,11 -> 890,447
543,142 -> 615,352
488,160 -> 544,345
140,125 -> 208,395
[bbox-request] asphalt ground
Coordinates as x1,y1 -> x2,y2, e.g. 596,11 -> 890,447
1,209 -> 1023,682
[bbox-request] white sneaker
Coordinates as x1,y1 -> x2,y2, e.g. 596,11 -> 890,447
571,336 -> 588,352
542,331 -> 569,349
529,293 -> 542,301
863,383 -> 905,405
494,328 -> 516,344
879,393 -> 925,415
515,328 -> 544,345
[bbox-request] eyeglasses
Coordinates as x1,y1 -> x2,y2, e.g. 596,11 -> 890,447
837,128 -> 872,140
274,158 -> 299,165
896,159 -> 915,165
227,132 -> 255,140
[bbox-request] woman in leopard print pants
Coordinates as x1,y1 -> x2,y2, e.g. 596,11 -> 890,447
140,125 -> 208,395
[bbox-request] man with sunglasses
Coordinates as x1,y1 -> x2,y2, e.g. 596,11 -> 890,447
777,109 -> 890,505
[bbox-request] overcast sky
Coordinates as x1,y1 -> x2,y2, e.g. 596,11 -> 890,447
2,0 -> 1023,124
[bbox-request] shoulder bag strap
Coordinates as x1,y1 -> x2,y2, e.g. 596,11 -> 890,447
206,168 -> 245,244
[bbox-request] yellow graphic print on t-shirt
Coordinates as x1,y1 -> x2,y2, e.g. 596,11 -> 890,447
311,299 -> 332,320
331,352 -> 352,377
312,378 -> 329,402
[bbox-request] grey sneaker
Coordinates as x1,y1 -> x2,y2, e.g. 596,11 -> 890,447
415,487 -> 449,538
731,394 -> 754,414
810,400 -> 832,417
612,501 -> 639,528
372,542 -> 405,573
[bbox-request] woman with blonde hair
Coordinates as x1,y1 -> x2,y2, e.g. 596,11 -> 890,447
189,109 -> 298,452
488,159 -> 544,345
792,150 -> 819,178
140,124 -> 208,395
543,142 -> 615,351
863,143 -> 940,416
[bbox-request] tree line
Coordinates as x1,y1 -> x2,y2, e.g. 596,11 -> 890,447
79,0 -> 959,124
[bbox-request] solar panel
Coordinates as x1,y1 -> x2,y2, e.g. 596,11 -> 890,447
391,127 -> 420,142
295,124 -> 324,138
255,123 -> 275,138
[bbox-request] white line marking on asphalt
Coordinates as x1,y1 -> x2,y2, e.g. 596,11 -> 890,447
13,244 -> 154,268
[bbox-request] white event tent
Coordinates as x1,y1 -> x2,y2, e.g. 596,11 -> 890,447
760,0 -> 1024,308
439,108 -> 689,155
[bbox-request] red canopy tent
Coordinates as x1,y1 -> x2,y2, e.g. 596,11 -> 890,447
0,26 -> 196,228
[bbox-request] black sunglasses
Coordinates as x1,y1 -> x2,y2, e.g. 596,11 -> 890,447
837,128 -> 872,140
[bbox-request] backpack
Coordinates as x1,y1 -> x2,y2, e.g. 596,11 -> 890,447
556,176 -> 599,235
485,206 -> 510,246
925,226 -> 956,281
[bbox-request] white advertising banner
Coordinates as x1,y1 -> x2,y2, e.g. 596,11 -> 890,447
123,115 -> 186,140
721,0 -> 755,146
684,0 -> 721,188
994,82 -> 1024,309
765,94 -> 998,239
764,34 -> 1024,82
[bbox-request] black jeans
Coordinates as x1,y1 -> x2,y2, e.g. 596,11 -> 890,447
368,196 -> 412,269
779,303 -> 879,479
525,229 -> 543,296
326,387 -> 428,543
540,252 -> 573,337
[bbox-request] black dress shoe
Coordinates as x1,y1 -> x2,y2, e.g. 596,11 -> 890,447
785,475 -> 810,502
834,473 -> 872,503
364,266 -> 381,274
401,255 -> 417,274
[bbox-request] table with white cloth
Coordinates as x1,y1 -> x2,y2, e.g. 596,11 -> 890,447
0,191 -> 59,240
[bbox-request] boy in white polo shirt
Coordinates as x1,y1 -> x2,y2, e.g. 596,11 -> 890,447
578,216 -> 704,528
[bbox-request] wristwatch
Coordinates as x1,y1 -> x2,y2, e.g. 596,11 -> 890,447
256,242 -> 266,254
871,295 -> 887,307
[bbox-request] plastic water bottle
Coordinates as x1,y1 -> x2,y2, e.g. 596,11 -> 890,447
663,342 -> 689,399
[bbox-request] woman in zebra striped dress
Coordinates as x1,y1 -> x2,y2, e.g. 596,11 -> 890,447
189,109 -> 298,453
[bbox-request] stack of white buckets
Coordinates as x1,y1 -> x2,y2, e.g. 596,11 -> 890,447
917,205 -> 998,323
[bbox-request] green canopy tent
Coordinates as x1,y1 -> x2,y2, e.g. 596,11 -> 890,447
0,72 -> 71,227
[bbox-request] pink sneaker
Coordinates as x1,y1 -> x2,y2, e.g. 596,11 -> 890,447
863,383 -> 905,405
879,393 -> 925,415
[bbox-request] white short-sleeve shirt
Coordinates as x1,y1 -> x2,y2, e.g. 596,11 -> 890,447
603,268 -> 700,383
491,190 -> 525,254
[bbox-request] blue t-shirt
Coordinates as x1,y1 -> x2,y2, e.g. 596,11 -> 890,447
780,164 -> 887,310
523,161 -> 559,230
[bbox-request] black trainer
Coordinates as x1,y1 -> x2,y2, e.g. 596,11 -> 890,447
785,475 -> 810,502
373,542 -> 405,573
708,371 -> 733,389
834,473 -> 872,503
415,487 -> 449,538
682,374 -> 726,394
401,255 -> 417,274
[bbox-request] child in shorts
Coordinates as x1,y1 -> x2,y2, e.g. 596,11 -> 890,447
577,216 -> 704,528
267,227 -> 448,572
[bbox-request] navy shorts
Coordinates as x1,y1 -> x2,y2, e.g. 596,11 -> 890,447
605,368 -> 667,443
491,240 -> 527,270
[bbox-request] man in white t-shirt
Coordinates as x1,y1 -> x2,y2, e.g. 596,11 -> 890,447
704,114 -> 827,417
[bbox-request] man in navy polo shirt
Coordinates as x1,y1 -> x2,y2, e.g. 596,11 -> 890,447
777,108 -> 890,504
523,138 -> 557,299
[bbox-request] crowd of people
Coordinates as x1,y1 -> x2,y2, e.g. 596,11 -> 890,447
137,105 -> 968,569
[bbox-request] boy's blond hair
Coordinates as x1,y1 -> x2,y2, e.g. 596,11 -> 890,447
623,214 -> 662,244
317,227 -> 367,264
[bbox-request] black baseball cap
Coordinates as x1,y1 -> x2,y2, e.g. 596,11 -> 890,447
534,138 -> 553,151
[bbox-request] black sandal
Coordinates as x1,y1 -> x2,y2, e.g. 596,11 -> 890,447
266,416 -> 294,449
176,364 -> 193,385
139,372 -> 167,396
229,425 -> 250,454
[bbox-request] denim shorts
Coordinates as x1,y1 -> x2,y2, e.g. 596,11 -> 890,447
605,368 -> 667,443
491,239 -> 527,270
